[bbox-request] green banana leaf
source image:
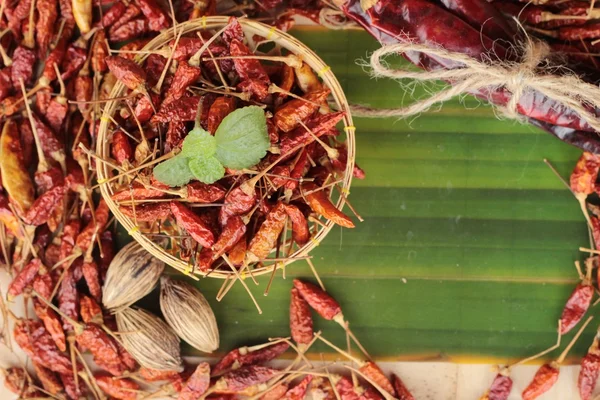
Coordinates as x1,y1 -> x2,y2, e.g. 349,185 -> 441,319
136,27 -> 594,364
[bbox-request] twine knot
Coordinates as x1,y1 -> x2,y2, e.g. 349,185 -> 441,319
351,38 -> 600,133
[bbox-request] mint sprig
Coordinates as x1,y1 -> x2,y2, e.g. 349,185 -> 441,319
153,106 -> 270,186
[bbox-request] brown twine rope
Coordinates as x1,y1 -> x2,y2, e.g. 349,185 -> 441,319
350,38 -> 600,132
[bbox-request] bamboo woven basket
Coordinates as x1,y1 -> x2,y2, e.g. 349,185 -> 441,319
96,17 -> 356,280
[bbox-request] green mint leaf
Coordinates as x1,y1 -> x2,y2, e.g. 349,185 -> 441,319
188,156 -> 225,184
180,127 -> 217,158
214,106 -> 270,170
153,155 -> 195,187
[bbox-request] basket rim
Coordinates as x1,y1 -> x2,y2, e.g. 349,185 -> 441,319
96,17 -> 356,280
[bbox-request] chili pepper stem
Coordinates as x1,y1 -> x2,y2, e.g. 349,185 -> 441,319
557,316 -> 593,364
332,314 -> 372,360
222,254 -> 262,314
68,92 -> 137,105
49,253 -> 82,300
189,23 -> 231,67
263,262 -> 280,296
19,80 -> 49,173
510,320 -> 562,367
317,335 -> 365,365
192,86 -> 249,100
343,365 -> 395,400
268,84 -> 323,107
305,257 -> 326,291
153,28 -> 183,94
0,45 -> 12,66
197,32 -> 230,92
298,120 -> 339,160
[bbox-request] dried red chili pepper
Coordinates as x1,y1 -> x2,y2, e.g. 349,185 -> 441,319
228,235 -> 247,267
215,365 -> 279,393
120,202 -> 172,221
11,46 -> 36,86
58,263 -> 80,333
284,204 -> 309,245
275,89 -> 330,133
3,367 -> 39,397
139,367 -> 181,381
102,1 -> 128,28
109,17 -> 151,42
35,0 -> 58,55
33,267 -> 54,301
578,327 -> 600,400
282,375 -> 312,400
293,279 -> 342,321
391,373 -> 414,400
0,67 -> 12,102
302,182 -> 354,228
106,55 -> 147,92
179,362 -> 211,400
290,287 -> 314,348
96,374 -> 139,400
111,131 -> 134,165
219,184 -> 257,226
112,183 -> 167,202
32,361 -> 63,395
246,202 -> 288,262
76,199 -> 110,251
0,195 -> 20,238
135,0 -> 169,31
522,363 -> 559,400
171,201 -> 216,248
207,96 -> 237,134
31,112 -> 65,168
77,323 -> 129,376
358,361 -> 394,396
280,111 -> 345,157
80,294 -> 104,324
165,120 -> 186,152
22,184 -> 67,226
229,39 -> 271,101
42,38 -> 67,82
7,258 -> 42,299
133,91 -> 160,123
24,320 -> 75,374
59,372 -> 84,400
213,342 -> 289,376
559,261 -> 594,334
60,44 -> 87,81
336,375 -> 360,400
33,299 -> 67,352
211,216 -> 246,260
151,96 -> 201,123
262,382 -> 290,400
161,61 -> 202,107
185,181 -> 226,203
82,260 -> 102,303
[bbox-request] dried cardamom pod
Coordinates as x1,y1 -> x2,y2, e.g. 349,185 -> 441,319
102,241 -> 165,311
160,276 -> 220,353
116,307 -> 183,372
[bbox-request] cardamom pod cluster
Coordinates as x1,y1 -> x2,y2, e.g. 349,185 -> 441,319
102,241 -> 165,311
160,276 -> 220,353
116,307 -> 183,372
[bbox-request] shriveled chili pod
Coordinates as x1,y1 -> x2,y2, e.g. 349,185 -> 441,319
359,361 -> 394,396
32,361 -> 63,395
161,61 -> 202,108
111,130 -> 134,165
212,342 -> 289,376
282,375 -> 313,400
290,287 -> 314,348
101,1 -> 128,28
275,89 -> 330,132
2,367 -> 39,397
391,373 -> 414,400
284,204 -> 309,245
33,299 -> 67,352
80,295 -> 104,324
36,0 -> 58,55
219,184 -> 257,226
96,374 -> 139,400
207,96 -> 237,134
151,96 -> 201,123
229,39 -> 271,101
106,55 -> 147,92
22,184 -> 67,226
293,279 -> 342,321
559,260 -> 594,335
523,317 -> 593,400
302,182 -> 354,228
7,258 -> 42,300
214,365 -> 279,393
109,17 -> 151,42
578,325 -> 600,400
135,0 -> 170,31
179,362 -> 211,400
246,202 -> 288,263
280,111 -> 345,157
77,323 -> 130,376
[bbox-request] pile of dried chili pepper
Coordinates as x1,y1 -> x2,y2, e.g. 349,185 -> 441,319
3,273 -> 413,400
100,16 -> 362,277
